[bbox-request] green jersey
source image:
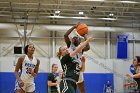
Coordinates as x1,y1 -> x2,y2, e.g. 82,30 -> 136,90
60,53 -> 80,82
48,73 -> 58,92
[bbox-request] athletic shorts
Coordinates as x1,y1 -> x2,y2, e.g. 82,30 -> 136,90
15,80 -> 35,92
60,80 -> 77,93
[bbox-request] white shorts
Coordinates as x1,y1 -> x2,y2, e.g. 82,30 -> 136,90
15,80 -> 35,92
77,72 -> 84,83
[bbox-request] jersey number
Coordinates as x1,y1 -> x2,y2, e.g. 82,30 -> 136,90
26,67 -> 31,74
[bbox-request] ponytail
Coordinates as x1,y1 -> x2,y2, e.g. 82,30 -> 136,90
57,47 -> 62,59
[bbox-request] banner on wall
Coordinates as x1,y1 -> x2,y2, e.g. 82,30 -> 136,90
117,34 -> 128,59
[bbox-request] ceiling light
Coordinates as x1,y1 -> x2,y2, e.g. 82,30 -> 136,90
109,13 -> 114,17
19,29 -> 31,35
100,18 -> 116,21
119,1 -> 138,4
79,12 -> 84,15
54,10 -> 60,16
55,10 -> 60,14
83,0 -> 105,1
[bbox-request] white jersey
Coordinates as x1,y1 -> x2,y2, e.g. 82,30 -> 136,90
69,43 -> 85,83
69,43 -> 83,66
20,55 -> 37,82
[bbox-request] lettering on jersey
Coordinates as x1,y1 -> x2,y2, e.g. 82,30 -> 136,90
74,63 -> 80,75
76,63 -> 80,70
63,64 -> 67,77
25,62 -> 36,74
25,62 -> 36,68
26,67 -> 31,74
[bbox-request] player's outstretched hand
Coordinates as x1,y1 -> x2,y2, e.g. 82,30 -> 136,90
126,74 -> 133,78
19,80 -> 24,87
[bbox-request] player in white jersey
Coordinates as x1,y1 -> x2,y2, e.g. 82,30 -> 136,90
15,44 -> 40,93
64,23 -> 90,93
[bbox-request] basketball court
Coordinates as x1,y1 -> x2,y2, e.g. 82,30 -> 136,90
0,0 -> 140,93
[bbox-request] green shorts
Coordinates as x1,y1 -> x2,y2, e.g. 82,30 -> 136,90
60,80 -> 77,93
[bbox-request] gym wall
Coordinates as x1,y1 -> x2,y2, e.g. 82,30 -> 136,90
0,31 -> 140,93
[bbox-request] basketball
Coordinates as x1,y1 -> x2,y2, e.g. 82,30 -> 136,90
76,23 -> 88,36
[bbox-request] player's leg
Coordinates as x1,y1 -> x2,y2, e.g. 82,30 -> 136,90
26,91 -> 35,93
77,81 -> 85,93
77,72 -> 85,93
16,89 -> 25,93
15,81 -> 25,93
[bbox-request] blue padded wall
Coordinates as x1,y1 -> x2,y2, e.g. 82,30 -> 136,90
0,72 -> 113,93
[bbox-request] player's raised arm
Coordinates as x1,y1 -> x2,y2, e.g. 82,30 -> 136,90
64,23 -> 79,47
70,36 -> 93,58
